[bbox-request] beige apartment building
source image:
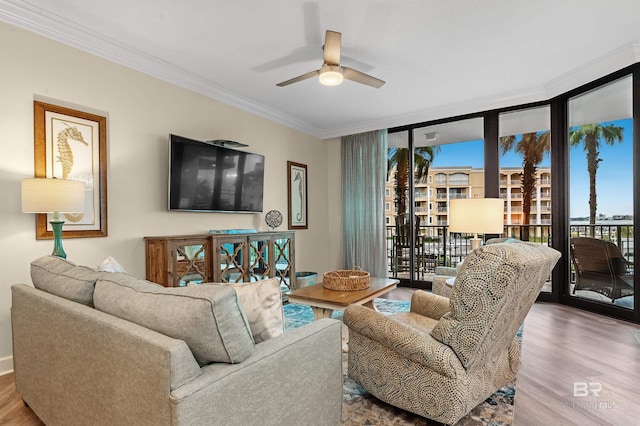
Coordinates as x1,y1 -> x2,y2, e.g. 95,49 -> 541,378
500,167 -> 552,226
385,166 -> 552,235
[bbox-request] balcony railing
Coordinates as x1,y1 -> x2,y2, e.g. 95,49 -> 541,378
570,224 -> 634,256
448,178 -> 469,185
386,223 -> 633,280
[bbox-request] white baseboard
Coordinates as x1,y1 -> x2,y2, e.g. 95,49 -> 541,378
0,355 -> 14,376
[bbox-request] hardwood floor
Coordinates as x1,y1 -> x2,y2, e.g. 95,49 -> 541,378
1,290 -> 639,425
0,373 -> 43,425
514,302 -> 640,426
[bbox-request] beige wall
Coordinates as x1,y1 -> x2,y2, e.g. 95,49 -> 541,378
0,21 -> 342,368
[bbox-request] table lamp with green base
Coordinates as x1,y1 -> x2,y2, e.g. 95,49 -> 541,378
21,178 -> 86,259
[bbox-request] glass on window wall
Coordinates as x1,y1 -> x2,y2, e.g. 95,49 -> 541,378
387,119 -> 485,283
499,106 -> 552,292
387,131 -> 413,280
411,118 -> 484,278
568,75 -> 634,310
498,107 -> 552,239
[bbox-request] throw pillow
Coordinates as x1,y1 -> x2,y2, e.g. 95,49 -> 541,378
30,256 -> 105,306
220,278 -> 285,343
93,273 -> 255,365
96,256 -> 126,272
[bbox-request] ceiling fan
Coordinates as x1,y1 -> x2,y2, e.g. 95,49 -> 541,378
276,30 -> 385,89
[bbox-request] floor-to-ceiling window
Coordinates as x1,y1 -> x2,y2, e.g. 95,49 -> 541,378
385,64 -> 638,323
567,75 -> 634,312
413,119 -> 485,271
386,118 -> 484,287
387,131 -> 416,282
499,106 -> 552,293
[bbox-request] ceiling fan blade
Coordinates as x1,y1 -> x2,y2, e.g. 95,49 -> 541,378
342,67 -> 385,88
276,70 -> 319,87
323,30 -> 341,65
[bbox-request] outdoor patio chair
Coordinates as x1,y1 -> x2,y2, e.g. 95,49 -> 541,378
392,215 -> 423,276
570,237 -> 634,301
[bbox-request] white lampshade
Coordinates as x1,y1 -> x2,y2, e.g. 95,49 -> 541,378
449,198 -> 504,235
21,178 -> 85,213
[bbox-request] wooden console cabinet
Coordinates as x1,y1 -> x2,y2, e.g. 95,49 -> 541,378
144,231 -> 296,290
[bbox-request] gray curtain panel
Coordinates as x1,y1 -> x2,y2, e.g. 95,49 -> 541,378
341,129 -> 388,278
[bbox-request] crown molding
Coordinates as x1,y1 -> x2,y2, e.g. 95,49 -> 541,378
1,0 -> 638,140
543,41 -> 640,97
326,42 -> 640,139
0,0 -> 324,137
319,88 -> 548,140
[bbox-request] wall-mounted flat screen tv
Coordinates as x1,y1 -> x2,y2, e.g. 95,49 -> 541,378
169,134 -> 264,213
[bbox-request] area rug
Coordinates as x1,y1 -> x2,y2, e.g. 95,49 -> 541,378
284,300 -> 516,426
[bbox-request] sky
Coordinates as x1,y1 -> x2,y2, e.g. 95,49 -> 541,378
425,118 -> 633,218
569,119 -> 633,218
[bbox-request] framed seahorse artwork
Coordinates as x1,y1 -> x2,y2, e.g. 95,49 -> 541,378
33,101 -> 108,239
287,161 -> 308,229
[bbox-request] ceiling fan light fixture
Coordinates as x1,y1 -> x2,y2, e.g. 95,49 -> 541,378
319,65 -> 343,86
276,30 -> 383,89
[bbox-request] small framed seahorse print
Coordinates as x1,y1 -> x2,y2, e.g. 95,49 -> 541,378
33,100 -> 108,239
286,161 -> 308,229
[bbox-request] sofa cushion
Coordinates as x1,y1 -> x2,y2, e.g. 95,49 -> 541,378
220,278 -> 285,343
30,256 -> 105,306
94,273 -> 255,365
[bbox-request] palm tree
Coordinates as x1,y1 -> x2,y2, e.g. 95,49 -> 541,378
387,146 -> 439,223
569,123 -> 624,236
387,146 -> 439,275
499,132 -> 551,241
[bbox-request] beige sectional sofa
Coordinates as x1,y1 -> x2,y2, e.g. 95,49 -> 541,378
11,256 -> 343,426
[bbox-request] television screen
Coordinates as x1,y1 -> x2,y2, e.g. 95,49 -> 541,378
169,134 -> 264,212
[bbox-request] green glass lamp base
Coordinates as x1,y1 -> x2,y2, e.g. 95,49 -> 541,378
50,220 -> 67,259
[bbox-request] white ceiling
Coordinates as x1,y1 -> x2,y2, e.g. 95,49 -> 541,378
2,0 -> 640,140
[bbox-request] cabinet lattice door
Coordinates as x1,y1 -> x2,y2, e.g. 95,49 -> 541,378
145,232 -> 295,291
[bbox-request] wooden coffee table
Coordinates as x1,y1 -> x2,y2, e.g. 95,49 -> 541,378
285,277 -> 400,320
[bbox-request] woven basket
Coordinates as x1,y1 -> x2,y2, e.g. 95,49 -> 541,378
323,267 -> 370,291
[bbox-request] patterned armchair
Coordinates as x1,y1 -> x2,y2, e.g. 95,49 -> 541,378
432,238 -> 512,298
344,242 -> 561,425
